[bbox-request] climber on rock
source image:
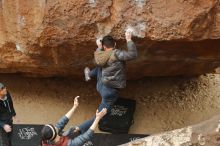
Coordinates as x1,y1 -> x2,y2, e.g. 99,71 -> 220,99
41,96 -> 107,146
79,30 -> 138,133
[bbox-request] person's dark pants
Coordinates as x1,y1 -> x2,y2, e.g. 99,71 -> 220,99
0,127 -> 12,146
79,67 -> 119,133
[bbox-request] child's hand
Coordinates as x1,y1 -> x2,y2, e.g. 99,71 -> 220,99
96,108 -> 107,120
3,124 -> 12,133
73,96 -> 80,108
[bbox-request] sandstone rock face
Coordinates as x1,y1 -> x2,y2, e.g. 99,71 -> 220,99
0,0 -> 220,78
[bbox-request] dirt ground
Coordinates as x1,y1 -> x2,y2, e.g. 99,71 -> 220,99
0,74 -> 220,134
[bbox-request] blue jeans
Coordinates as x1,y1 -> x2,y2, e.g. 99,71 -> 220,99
79,67 -> 118,133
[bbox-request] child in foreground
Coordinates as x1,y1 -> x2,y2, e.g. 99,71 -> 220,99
41,96 -> 107,146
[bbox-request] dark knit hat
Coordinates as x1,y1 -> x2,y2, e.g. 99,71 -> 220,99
41,124 -> 57,142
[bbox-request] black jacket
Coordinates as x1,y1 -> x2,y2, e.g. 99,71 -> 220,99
0,92 -> 16,127
101,41 -> 137,89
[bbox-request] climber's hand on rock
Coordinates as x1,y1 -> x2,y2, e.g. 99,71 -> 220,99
96,38 -> 102,49
125,29 -> 132,42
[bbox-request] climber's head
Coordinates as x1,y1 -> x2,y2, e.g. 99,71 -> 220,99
102,35 -> 116,50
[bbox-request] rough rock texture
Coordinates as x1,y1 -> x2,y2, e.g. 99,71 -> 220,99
121,115 -> 220,146
0,0 -> 220,78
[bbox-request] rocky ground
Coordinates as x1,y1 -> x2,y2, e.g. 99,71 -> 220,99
1,73 -> 220,134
